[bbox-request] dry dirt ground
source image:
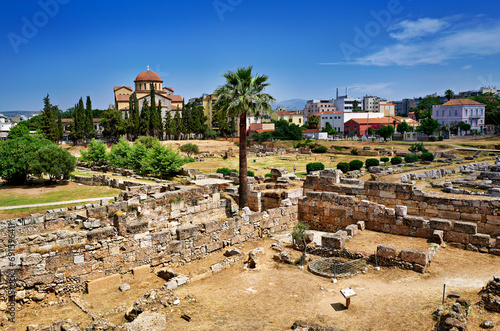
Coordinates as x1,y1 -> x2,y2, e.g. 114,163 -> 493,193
14,231 -> 500,331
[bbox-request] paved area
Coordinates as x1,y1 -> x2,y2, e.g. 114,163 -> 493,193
0,197 -> 116,210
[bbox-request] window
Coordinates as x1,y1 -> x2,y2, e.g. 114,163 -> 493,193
465,109 -> 467,116
455,109 -> 457,116
298,118 -> 301,123
354,125 -> 357,129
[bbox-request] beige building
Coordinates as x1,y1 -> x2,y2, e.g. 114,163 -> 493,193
113,68 -> 183,120
190,94 -> 218,127
270,110 -> 304,126
379,103 -> 395,117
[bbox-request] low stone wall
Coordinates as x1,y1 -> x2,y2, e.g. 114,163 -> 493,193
0,183 -> 298,295
376,243 -> 439,273
298,191 -> 499,255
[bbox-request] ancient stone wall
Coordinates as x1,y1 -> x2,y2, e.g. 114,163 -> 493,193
0,183 -> 298,294
304,173 -> 500,237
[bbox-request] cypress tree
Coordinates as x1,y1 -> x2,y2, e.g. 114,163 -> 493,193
149,84 -> 161,138
157,100 -> 164,139
85,96 -> 96,140
173,108 -> 183,139
164,109 -> 173,140
41,94 -> 59,142
139,99 -> 150,136
57,106 -> 64,141
133,94 -> 140,139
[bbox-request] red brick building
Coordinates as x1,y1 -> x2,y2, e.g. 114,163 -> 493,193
344,117 -> 398,136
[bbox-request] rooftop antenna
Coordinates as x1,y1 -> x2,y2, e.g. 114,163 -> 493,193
336,88 -> 338,99
346,87 -> 348,96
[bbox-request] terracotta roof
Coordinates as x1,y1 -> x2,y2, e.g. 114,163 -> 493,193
348,117 -> 399,125
318,111 -> 342,115
134,70 -> 163,82
168,95 -> 184,102
275,111 -> 303,116
165,87 -> 174,91
255,129 -> 275,133
441,99 -> 485,106
114,86 -> 132,92
302,129 -> 321,133
115,94 -> 130,102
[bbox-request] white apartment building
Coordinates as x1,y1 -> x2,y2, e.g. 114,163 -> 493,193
334,95 -> 363,112
0,115 -> 15,140
303,99 -> 336,117
362,96 -> 393,112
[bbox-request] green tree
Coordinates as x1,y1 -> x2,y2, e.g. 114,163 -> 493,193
142,144 -> 186,178
352,100 -> 359,110
458,121 -> 471,134
40,94 -> 59,142
445,89 -> 454,101
375,125 -> 395,141
173,110 -> 183,139
214,66 -> 275,208
291,221 -> 310,265
70,97 -> 86,144
411,96 -> 443,120
132,94 -> 140,139
417,118 -> 440,136
129,142 -> 148,173
322,122 -> 333,133
179,143 -> 199,157
100,108 -> 124,140
139,99 -> 151,136
8,123 -> 30,139
85,96 -> 96,140
57,108 -> 63,141
157,100 -> 164,139
107,137 -> 132,168
164,109 -> 173,140
29,143 -> 76,181
149,84 -> 162,138
396,121 -> 412,133
80,139 -> 107,165
0,135 -> 51,184
136,136 -> 160,149
306,114 -> 320,129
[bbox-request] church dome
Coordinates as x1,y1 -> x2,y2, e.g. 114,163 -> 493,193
134,70 -> 163,82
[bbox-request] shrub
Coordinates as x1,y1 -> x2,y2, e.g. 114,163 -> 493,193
336,162 -> 350,173
136,136 -> 160,149
216,168 -> 238,176
365,158 -> 380,169
334,146 -> 342,151
405,154 -> 419,163
80,139 -> 107,165
141,144 -> 186,178
420,152 -> 435,162
350,148 -> 358,155
349,160 -> 364,171
179,143 -> 199,157
264,173 -> 273,178
390,156 -> 402,165
306,162 -> 325,173
313,145 -> 328,153
429,136 -> 437,142
438,135 -> 444,141
380,157 -> 390,163
408,142 -> 428,154
247,170 -> 255,177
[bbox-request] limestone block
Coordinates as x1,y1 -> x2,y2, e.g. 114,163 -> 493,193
430,218 -> 452,231
395,205 -> 407,217
400,249 -> 428,266
357,221 -> 365,231
469,234 -> 490,246
432,230 -> 444,244
377,244 -> 397,259
176,225 -> 199,240
453,221 -> 477,234
345,224 -> 358,236
132,265 -> 150,281
445,231 -> 469,244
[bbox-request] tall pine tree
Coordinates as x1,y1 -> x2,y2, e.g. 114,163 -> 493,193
85,96 -> 96,140
132,94 -> 140,139
173,108 -> 183,140
139,99 -> 150,136
57,106 -> 64,141
157,100 -> 164,139
164,109 -> 173,140
149,84 -> 161,138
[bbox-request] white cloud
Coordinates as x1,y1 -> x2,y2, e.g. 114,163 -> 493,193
350,22 -> 500,66
388,18 -> 449,41
462,65 -> 472,70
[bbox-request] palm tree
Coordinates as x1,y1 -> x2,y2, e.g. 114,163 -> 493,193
214,66 -> 275,208
352,100 -> 359,111
445,89 -> 454,101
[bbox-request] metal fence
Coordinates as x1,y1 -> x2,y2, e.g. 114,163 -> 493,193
308,257 -> 367,279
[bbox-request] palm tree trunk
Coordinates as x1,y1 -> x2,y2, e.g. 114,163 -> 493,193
239,111 -> 248,208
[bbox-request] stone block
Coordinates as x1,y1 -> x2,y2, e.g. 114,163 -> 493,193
404,216 -> 426,228
132,265 -> 150,281
430,218 -> 452,231
453,221 -> 477,234
469,234 -> 490,246
169,240 -> 183,254
415,227 -> 433,239
446,231 -> 469,244
400,249 -> 428,266
177,225 -> 199,240
357,221 -> 365,231
395,205 -> 407,217
377,244 -> 397,259
203,220 -> 222,233
86,274 -> 121,294
391,224 -> 410,236
321,233 -> 345,249
345,224 -> 358,237
432,230 -> 444,244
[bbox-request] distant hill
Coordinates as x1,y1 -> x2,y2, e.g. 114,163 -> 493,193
0,111 -> 38,119
272,99 -> 307,111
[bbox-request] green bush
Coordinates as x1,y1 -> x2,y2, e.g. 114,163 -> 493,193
365,158 -> 380,169
405,154 -> 419,163
429,136 -> 437,142
247,170 -> 255,177
80,139 -> 107,165
136,136 -> 160,149
349,160 -> 364,171
350,148 -> 358,155
313,145 -> 328,153
264,173 -> 273,178
380,157 -> 390,163
408,143 -> 428,154
179,143 -> 199,157
420,152 -> 435,162
438,135 -> 444,141
390,156 -> 403,165
216,168 -> 238,176
336,162 -> 350,173
334,146 -> 342,151
306,162 -> 325,173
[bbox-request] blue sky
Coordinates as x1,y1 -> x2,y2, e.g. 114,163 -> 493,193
1,0 -> 500,112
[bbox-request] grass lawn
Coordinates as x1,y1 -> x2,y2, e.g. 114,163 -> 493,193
0,182 -> 120,207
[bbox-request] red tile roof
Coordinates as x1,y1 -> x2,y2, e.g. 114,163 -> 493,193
135,70 -> 163,82
165,87 -> 174,91
302,129 -> 321,133
167,95 -> 184,102
115,94 -> 130,102
114,86 -> 132,91
348,117 -> 399,125
441,99 -> 485,106
255,129 -> 275,133
318,111 -> 342,115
